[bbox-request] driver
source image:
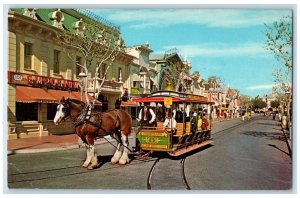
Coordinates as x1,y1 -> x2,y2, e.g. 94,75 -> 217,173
137,102 -> 156,127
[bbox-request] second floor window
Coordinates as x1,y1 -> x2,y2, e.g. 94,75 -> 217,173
24,42 -> 32,69
118,68 -> 122,81
76,56 -> 82,77
53,50 -> 60,74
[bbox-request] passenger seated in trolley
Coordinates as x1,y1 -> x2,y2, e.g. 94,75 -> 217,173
163,106 -> 177,132
197,114 -> 203,131
137,102 -> 156,127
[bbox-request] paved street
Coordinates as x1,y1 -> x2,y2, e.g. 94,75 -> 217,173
6,114 -> 292,191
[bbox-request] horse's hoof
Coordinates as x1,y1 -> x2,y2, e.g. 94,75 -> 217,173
119,158 -> 129,165
111,161 -> 118,165
87,165 -> 94,170
82,162 -> 90,168
111,157 -> 119,165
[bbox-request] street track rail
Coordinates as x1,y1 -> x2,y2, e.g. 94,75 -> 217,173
8,157 -> 157,184
180,158 -> 191,190
146,157 -> 191,190
211,116 -> 259,139
147,158 -> 160,189
8,116 -> 270,188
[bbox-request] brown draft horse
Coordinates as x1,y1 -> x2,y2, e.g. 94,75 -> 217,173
53,97 -> 132,169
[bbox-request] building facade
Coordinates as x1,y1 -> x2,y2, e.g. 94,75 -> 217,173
7,8 -> 132,139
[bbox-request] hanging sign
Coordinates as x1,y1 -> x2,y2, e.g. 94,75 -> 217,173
164,97 -> 173,107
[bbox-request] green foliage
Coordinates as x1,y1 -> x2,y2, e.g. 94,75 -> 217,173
271,100 -> 280,108
263,15 -> 292,95
240,94 -> 251,108
251,95 -> 266,109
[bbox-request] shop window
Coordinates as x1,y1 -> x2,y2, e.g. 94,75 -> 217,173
16,102 -> 38,121
47,103 -> 58,120
53,50 -> 60,74
24,42 -> 32,69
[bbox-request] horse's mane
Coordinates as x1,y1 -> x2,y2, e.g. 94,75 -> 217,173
68,98 -> 85,108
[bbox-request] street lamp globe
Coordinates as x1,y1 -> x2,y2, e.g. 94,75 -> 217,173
78,72 -> 87,79
78,72 -> 87,102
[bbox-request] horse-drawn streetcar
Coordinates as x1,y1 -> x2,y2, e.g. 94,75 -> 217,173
53,90 -> 213,169
132,90 -> 214,157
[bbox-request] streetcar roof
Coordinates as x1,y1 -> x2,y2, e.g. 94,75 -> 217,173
131,90 -> 214,105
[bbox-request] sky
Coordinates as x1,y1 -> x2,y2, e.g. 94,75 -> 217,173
89,8 -> 292,98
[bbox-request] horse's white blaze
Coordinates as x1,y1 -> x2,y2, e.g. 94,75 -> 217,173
111,143 -> 122,164
53,104 -> 65,125
82,145 -> 95,167
119,133 -> 129,165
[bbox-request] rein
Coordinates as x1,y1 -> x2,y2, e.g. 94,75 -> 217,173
68,102 -> 132,152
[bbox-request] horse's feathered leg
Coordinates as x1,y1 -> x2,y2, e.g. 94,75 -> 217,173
82,135 -> 98,169
82,144 -> 94,168
119,133 -> 130,165
111,143 -> 123,164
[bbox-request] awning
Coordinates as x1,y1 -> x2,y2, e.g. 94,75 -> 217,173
47,89 -> 78,101
16,86 -> 57,103
120,101 -> 138,107
16,86 -> 101,104
48,90 -> 101,105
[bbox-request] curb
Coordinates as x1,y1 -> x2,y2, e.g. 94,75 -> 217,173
7,136 -> 137,155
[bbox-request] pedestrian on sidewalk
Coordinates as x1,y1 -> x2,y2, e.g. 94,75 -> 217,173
242,111 -> 245,121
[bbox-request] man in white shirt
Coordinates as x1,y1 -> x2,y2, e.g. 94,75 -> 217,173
163,110 -> 177,135
163,116 -> 177,130
138,103 -> 156,127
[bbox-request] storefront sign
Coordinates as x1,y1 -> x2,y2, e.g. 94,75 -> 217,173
8,71 -> 79,91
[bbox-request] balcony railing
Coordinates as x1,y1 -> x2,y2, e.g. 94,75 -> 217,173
87,78 -> 123,93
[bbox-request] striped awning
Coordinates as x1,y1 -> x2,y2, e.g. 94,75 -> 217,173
16,86 -> 101,104
16,86 -> 57,103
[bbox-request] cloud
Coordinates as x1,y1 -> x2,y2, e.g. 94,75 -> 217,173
246,84 -> 274,90
157,42 -> 268,58
95,9 -> 291,29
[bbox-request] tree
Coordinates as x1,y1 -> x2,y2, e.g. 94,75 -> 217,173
239,94 -> 252,109
263,14 -> 292,126
251,96 -> 266,110
271,100 -> 280,108
56,14 -> 125,105
160,57 -> 191,92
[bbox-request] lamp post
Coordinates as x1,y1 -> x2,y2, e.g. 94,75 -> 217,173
77,72 -> 87,148
78,72 -> 87,102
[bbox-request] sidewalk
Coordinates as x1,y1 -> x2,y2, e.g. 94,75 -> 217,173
7,133 -> 110,154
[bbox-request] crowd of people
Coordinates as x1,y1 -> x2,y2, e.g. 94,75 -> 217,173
136,103 -> 211,133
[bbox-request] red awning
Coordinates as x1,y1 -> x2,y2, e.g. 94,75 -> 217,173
16,86 -> 57,103
47,89 -> 79,101
120,101 -> 138,107
72,92 -> 101,105
48,90 -> 101,105
16,86 -> 101,104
